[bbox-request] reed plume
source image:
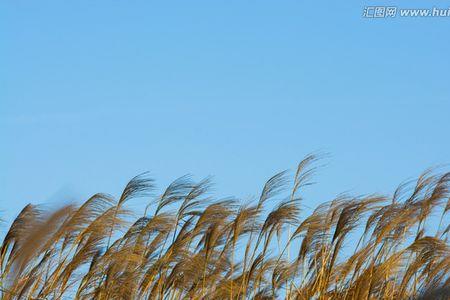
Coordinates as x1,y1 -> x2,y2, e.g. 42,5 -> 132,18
1,155 -> 449,299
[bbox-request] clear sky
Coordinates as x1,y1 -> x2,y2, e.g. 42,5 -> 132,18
1,1 -> 449,228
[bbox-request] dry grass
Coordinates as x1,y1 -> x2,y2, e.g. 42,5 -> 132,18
1,155 -> 449,299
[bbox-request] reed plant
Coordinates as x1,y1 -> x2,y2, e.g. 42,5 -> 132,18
1,155 -> 449,299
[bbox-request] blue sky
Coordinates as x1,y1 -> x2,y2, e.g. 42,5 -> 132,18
1,1 -> 449,227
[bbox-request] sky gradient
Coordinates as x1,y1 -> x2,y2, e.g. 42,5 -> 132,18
1,1 -> 450,229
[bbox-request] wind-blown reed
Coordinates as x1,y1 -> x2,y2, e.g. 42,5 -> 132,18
1,156 -> 449,299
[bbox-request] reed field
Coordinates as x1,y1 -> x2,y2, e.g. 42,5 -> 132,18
1,155 -> 449,299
